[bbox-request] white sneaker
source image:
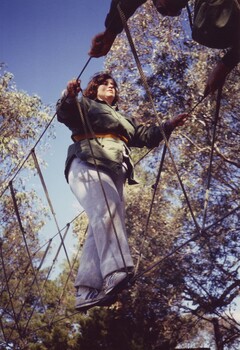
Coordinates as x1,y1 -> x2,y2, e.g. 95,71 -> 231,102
75,286 -> 100,311
102,271 -> 132,296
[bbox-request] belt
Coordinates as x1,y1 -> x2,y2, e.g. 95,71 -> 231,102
73,133 -> 128,144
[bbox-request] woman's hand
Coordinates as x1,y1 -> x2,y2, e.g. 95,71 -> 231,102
67,79 -> 81,97
89,29 -> 117,58
170,113 -> 190,129
204,61 -> 231,97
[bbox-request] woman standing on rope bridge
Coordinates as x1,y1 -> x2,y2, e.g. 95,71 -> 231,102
56,72 -> 189,312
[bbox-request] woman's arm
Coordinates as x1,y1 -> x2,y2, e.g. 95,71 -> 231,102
56,79 -> 82,124
130,113 -> 189,148
89,0 -> 146,57
204,46 -> 240,96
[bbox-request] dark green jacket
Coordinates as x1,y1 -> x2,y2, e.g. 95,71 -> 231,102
56,95 -> 173,184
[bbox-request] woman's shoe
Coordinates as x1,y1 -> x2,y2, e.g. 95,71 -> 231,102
75,286 -> 100,311
102,271 -> 132,296
75,286 -> 118,311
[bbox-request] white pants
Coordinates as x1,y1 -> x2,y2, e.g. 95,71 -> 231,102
68,158 -> 134,290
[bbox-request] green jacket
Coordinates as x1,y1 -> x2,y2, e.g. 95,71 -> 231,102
56,95 -> 173,184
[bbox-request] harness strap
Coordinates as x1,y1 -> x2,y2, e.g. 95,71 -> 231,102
73,132 -> 129,144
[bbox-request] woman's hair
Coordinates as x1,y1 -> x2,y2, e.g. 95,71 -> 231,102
84,72 -> 119,105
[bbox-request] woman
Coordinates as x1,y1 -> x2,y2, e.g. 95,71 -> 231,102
56,72 -> 188,311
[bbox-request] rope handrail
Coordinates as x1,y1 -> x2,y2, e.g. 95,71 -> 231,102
0,58 -> 92,200
0,212 -> 85,312
117,3 -> 203,232
6,198 -> 239,347
6,226 -> 88,346
31,149 -> 71,269
201,86 -> 222,230
131,204 -> 240,283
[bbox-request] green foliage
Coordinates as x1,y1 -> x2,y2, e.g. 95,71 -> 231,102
0,64 -> 54,190
0,65 -> 56,349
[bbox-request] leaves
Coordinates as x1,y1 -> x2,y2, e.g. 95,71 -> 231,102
0,65 -> 54,191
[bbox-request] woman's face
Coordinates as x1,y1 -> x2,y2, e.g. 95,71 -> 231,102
97,78 -> 116,105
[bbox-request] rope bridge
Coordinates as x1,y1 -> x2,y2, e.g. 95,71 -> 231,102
1,4 -> 239,349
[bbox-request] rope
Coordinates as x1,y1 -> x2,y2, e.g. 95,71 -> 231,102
8,200 -> 240,347
117,3 -> 201,236
116,4 -> 210,275
28,211 -> 84,269
201,86 -> 222,230
0,317 -> 7,347
113,4 -> 237,286
21,225 -> 72,335
5,187 -> 81,342
0,239 -> 23,343
1,256 -> 32,314
44,225 -> 71,283
47,228 -> 84,326
1,210 -> 84,326
6,225 -> 88,347
4,149 -> 75,338
1,58 -> 92,199
186,2 -> 193,29
9,182 -> 46,311
76,57 -> 92,80
12,240 -> 52,337
31,149 -> 71,269
204,204 -> 240,232
134,142 -> 167,274
1,219 -> 86,347
131,203 -> 240,284
1,115 -> 54,199
134,94 -> 206,273
1,214 -> 83,325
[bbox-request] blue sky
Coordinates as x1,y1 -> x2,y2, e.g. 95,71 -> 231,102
1,1 -> 114,263
1,0 -> 110,103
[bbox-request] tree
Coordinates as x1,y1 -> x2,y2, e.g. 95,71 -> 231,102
0,64 -> 56,349
0,63 -> 53,190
